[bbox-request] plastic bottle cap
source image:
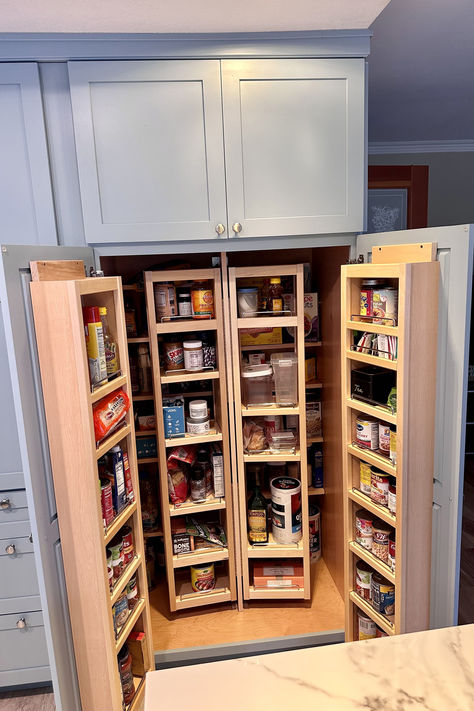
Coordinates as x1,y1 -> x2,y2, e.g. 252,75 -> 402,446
183,340 -> 202,349
242,364 -> 272,378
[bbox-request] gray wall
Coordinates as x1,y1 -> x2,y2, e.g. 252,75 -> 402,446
368,152 -> 474,228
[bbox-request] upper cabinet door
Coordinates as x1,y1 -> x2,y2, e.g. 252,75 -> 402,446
68,60 -> 228,243
221,59 -> 365,239
0,64 -> 57,246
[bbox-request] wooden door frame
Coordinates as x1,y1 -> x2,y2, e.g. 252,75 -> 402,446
368,165 -> 429,229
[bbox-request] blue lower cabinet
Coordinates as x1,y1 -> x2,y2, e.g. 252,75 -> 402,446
0,610 -> 50,686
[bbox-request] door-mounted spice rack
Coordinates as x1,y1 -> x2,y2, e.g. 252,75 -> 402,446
341,261 -> 439,641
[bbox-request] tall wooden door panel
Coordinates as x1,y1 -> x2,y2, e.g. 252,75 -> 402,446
221,59 -> 365,239
68,60 -> 228,243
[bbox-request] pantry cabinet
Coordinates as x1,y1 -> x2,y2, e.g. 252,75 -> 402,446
68,58 -> 365,244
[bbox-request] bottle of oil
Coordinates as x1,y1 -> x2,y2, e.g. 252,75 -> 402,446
248,470 -> 268,544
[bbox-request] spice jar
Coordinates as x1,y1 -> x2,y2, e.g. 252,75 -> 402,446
183,340 -> 204,371
118,644 -> 136,705
154,282 -> 177,320
164,341 -> 184,371
177,288 -> 192,317
191,281 -> 214,319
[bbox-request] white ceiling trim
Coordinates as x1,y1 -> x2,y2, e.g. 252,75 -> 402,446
368,140 -> 474,155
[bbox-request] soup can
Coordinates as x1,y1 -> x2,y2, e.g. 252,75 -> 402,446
371,471 -> 389,507
126,575 -> 138,610
372,520 -> 391,563
355,559 -> 372,600
271,477 -> 302,544
390,426 -> 397,464
388,534 -> 396,572
122,526 -> 134,566
371,573 -> 395,615
379,423 -> 391,454
113,592 -> 129,633
388,478 -> 397,514
108,537 -> 124,580
373,288 -> 398,326
308,504 -> 321,562
356,416 -> 379,450
190,563 -> 216,592
100,478 -> 114,528
360,461 -> 372,496
358,610 -> 376,640
376,627 -> 388,638
355,509 -> 374,550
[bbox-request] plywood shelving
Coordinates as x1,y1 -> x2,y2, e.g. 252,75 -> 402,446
341,261 -> 439,640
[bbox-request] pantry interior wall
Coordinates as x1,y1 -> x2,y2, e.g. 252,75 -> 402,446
100,243 -> 349,651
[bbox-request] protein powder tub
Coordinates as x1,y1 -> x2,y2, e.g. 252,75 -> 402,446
183,340 -> 203,371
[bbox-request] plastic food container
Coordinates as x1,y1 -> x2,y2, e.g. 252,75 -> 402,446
270,353 -> 298,406
268,430 -> 296,454
241,364 -> 273,406
237,287 -> 259,318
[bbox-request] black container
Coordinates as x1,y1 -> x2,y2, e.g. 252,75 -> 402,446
351,366 -> 396,406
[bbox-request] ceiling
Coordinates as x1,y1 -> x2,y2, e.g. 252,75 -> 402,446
368,0 -> 474,142
0,0 -> 389,33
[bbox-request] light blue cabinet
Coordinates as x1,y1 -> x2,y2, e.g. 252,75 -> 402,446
68,58 -> 365,245
68,60 -> 228,243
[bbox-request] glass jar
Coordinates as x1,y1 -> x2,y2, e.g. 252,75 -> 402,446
241,364 -> 273,406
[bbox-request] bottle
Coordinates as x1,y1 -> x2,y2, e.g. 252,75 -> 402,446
99,307 -> 120,379
267,277 -> 283,314
177,288 -> 192,317
190,463 -> 206,502
83,306 -> 107,387
137,344 -> 152,394
129,353 -> 140,395
117,644 -> 135,705
197,446 -> 213,496
248,471 -> 268,544
124,299 -> 137,337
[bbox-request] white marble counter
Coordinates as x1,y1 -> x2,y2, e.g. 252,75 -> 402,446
145,624 -> 474,710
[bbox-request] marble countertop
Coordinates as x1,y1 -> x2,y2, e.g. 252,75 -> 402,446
144,624 -> 474,711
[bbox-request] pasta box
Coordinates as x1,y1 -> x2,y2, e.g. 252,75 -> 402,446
253,560 -> 304,589
136,436 -> 157,459
351,366 -> 396,406
171,517 -> 195,555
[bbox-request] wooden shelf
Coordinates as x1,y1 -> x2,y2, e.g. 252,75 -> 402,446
143,529 -> 163,539
348,443 -> 396,476
346,320 -> 399,337
110,555 -> 142,606
115,598 -> 146,653
169,496 -> 226,517
349,591 -> 395,636
104,501 -> 138,546
348,488 -> 396,527
241,404 -> 300,416
156,319 -> 217,334
248,585 -> 306,600
243,449 -> 301,462
128,676 -> 146,711
307,435 -> 323,445
348,541 -> 395,584
136,457 -> 158,464
161,370 -> 219,385
175,574 -> 232,611
135,429 -> 157,437
308,487 -> 325,495
346,397 -> 397,426
247,533 -> 304,558
164,424 -> 223,448
172,547 -> 229,569
96,423 -> 132,459
127,336 -> 149,344
90,374 -> 128,405
132,394 -> 154,401
305,380 -> 323,389
305,341 -> 322,348
346,349 -> 397,371
237,316 -> 297,329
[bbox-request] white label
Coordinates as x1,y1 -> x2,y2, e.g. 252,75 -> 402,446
263,565 -> 294,576
212,453 -> 225,498
267,580 -> 292,587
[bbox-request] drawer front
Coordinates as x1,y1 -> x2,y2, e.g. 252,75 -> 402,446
0,536 -> 39,600
0,610 -> 49,673
0,490 -> 29,522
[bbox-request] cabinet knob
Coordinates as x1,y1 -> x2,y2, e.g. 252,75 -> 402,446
232,222 -> 242,234
16,618 -> 26,630
215,223 -> 225,235
5,544 -> 16,555
0,498 -> 10,510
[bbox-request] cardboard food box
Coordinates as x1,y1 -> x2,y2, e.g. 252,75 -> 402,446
127,630 -> 150,676
138,414 -> 156,431
253,560 -> 304,588
171,517 -> 194,555
136,436 -> 157,459
305,357 -> 316,383
162,396 -> 185,439
240,327 -> 282,347
306,401 -> 322,437
304,293 -> 319,341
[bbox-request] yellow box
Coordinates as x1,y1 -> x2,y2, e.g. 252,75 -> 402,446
305,357 -> 316,383
240,327 -> 283,347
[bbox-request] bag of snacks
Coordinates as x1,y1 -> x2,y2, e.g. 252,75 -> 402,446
93,389 -> 130,442
243,420 -> 266,453
168,467 -> 189,504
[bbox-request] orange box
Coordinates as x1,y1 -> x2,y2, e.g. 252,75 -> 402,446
253,560 -> 304,588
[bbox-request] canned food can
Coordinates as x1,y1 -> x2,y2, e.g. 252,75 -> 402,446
308,504 -> 321,562
191,284 -> 214,319
371,471 -> 389,507
373,288 -> 398,326
126,575 -> 138,610
190,563 -> 216,592
388,534 -> 396,572
371,573 -> 395,615
388,478 -> 396,514
390,426 -> 397,464
108,538 -> 124,580
113,592 -> 129,633
376,627 -> 388,638
100,478 -> 114,528
122,526 -> 134,566
107,554 -> 113,591
358,610 -> 376,640
355,559 -> 372,600
355,509 -> 374,550
356,417 -> 379,450
372,520 -> 391,563
271,477 -> 302,544
360,461 -> 372,495
379,424 -> 391,454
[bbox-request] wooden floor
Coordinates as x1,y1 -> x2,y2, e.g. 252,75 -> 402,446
459,455 -> 474,625
150,557 -> 344,651
0,688 -> 55,711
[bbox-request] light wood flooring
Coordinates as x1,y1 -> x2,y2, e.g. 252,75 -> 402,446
0,688 -> 54,711
150,556 -> 344,651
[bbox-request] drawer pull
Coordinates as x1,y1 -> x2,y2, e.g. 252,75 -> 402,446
215,223 -> 225,235
16,617 -> 26,630
0,498 -> 10,510
5,543 -> 16,555
232,222 -> 242,234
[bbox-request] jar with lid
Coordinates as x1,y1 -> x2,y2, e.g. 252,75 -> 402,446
177,288 -> 192,317
241,364 -> 273,406
117,644 -> 135,705
267,277 -> 283,314
191,281 -> 214,320
183,340 -> 204,371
